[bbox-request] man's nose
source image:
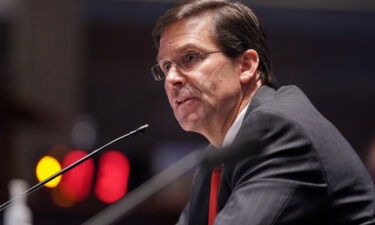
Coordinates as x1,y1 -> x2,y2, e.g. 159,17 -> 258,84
165,64 -> 186,87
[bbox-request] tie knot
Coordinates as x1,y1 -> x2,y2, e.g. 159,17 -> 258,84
213,165 -> 222,173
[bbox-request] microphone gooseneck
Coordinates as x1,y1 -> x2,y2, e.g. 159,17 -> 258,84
0,124 -> 150,212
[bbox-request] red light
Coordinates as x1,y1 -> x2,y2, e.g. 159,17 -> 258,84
94,151 -> 130,203
59,150 -> 94,202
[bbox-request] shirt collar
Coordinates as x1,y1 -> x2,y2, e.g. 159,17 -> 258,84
222,102 -> 250,147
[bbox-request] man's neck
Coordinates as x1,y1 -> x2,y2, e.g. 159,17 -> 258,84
205,80 -> 262,148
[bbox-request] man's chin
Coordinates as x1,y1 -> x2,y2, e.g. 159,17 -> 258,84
175,111 -> 207,132
179,121 -> 196,132
177,118 -> 200,133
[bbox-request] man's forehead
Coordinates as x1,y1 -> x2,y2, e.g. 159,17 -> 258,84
157,16 -> 216,61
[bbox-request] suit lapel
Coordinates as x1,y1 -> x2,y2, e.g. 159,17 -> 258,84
189,145 -> 217,225
217,85 -> 276,212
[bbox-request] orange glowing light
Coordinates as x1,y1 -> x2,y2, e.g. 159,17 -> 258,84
36,156 -> 62,188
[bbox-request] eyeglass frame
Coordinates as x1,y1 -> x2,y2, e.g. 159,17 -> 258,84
151,50 -> 223,81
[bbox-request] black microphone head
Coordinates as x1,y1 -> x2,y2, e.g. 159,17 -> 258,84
130,124 -> 149,136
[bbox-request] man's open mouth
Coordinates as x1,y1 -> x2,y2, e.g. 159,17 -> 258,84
177,97 -> 195,105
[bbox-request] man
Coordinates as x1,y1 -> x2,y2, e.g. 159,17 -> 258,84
151,0 -> 375,224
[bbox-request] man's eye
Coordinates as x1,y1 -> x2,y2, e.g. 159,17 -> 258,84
163,62 -> 172,72
181,52 -> 200,66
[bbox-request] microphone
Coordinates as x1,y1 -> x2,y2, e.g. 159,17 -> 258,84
81,118 -> 275,224
0,124 -> 150,212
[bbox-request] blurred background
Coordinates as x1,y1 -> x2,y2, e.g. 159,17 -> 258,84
0,0 -> 374,224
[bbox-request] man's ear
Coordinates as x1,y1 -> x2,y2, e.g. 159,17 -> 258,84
239,49 -> 259,84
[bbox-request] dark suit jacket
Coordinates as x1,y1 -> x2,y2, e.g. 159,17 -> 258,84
176,85 -> 375,225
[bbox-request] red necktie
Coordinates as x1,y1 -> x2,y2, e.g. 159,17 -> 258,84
208,166 -> 222,225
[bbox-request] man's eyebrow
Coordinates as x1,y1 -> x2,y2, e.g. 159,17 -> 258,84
156,55 -> 163,63
156,43 -> 200,62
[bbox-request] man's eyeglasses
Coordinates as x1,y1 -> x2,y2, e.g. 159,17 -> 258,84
151,50 -> 222,81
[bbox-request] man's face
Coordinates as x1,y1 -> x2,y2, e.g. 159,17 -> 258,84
157,15 -> 243,136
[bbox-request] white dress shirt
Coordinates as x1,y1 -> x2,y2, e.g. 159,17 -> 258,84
222,102 -> 250,148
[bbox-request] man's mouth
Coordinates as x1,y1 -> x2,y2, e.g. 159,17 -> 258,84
176,97 -> 195,105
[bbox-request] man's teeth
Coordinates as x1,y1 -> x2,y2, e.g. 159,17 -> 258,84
178,98 -> 188,104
